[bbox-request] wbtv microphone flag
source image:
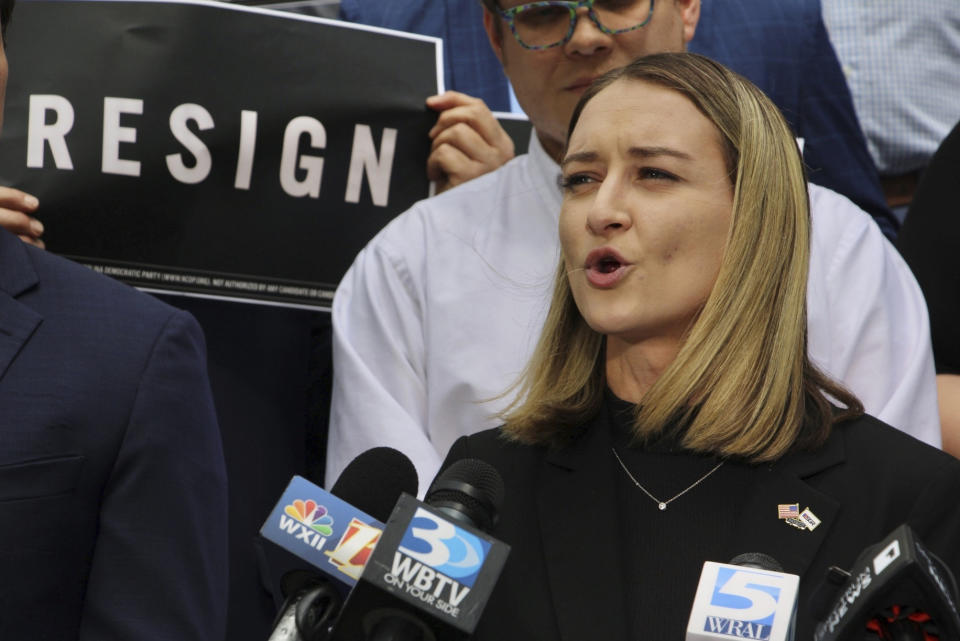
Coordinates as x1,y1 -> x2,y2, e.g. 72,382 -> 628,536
0,0 -> 442,308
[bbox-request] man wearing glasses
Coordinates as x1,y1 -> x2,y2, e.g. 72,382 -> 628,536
326,0 -> 939,490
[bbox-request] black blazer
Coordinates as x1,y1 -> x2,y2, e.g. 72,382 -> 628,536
442,412 -> 960,640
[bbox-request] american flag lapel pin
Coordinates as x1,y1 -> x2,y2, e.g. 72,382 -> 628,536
778,503 -> 799,519
777,503 -> 808,530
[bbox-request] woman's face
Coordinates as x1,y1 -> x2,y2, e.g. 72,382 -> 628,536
559,78 -> 734,347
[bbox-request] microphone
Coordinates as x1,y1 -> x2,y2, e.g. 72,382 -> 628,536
814,523 -> 960,641
258,447 -> 418,641
686,554 -> 799,640
329,458 -> 511,640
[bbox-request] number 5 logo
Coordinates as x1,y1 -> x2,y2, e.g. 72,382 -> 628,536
709,567 -> 783,625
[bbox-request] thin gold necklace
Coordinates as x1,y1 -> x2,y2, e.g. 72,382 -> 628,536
611,447 -> 724,511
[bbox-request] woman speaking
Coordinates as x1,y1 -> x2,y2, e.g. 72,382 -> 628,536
439,53 -> 960,639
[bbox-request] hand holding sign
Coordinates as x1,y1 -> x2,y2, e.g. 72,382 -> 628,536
0,186 -> 43,248
426,91 -> 515,194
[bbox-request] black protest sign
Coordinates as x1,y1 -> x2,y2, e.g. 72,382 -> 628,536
0,0 -> 441,308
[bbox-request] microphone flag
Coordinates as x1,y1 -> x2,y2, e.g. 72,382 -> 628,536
258,475 -> 385,605
814,523 -> 960,641
331,493 -> 510,639
686,561 -> 800,640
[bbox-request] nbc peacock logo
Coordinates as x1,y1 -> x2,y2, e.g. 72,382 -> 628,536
284,499 -> 334,536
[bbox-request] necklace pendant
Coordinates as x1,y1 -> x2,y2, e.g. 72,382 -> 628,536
612,447 -> 724,514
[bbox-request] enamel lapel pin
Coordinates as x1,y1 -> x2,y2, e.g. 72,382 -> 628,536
778,503 -> 821,531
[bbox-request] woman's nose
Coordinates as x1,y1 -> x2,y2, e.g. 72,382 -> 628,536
586,180 -> 633,236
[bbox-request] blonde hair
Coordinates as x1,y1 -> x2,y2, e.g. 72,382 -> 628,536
500,52 -> 862,461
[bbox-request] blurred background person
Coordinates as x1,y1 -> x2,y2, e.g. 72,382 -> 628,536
341,0 -> 895,234
896,119 -> 960,457
821,0 -> 960,219
440,53 -> 960,639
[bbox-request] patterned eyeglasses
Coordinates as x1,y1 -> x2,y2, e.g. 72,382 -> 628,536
497,0 -> 655,50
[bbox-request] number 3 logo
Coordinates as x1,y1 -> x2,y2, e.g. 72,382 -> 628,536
397,507 -> 487,582
399,509 -> 456,567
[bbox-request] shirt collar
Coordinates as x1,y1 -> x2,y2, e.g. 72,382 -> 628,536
527,130 -> 563,220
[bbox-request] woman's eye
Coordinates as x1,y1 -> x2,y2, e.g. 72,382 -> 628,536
640,167 -> 677,181
558,173 -> 595,191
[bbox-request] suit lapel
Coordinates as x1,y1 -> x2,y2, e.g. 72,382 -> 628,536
536,412 -> 627,641
724,433 -> 846,577
0,230 -> 42,380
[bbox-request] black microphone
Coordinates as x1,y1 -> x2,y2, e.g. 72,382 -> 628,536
259,447 -> 418,641
422,458 -> 504,531
329,458 -> 511,640
814,523 -> 960,641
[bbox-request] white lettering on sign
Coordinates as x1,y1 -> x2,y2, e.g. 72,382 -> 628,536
23,94 -> 400,206
166,103 -> 215,184
102,97 -> 143,176
27,94 -> 75,169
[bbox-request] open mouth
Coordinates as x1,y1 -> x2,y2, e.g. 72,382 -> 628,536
594,256 -> 622,273
586,247 -> 628,270
584,248 -> 631,287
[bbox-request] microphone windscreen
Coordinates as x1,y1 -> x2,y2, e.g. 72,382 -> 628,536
330,447 -> 419,522
426,458 -> 504,531
730,552 -> 785,573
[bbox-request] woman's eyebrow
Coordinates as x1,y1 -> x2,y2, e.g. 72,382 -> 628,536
627,146 -> 694,161
561,146 -> 695,169
560,150 -> 598,169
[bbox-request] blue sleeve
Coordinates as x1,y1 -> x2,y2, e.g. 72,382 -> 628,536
797,5 -> 898,238
338,0 -> 362,22
689,0 -> 897,238
339,0 -> 510,111
78,310 -> 228,641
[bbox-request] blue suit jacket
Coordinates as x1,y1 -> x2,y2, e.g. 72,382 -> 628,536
341,0 -> 896,237
0,229 -> 228,640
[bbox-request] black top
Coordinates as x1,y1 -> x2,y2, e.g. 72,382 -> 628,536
606,392 -> 759,638
897,118 -> 960,374
441,398 -> 960,641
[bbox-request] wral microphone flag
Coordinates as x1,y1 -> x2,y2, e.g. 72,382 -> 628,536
0,0 -> 442,308
687,561 -> 800,641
